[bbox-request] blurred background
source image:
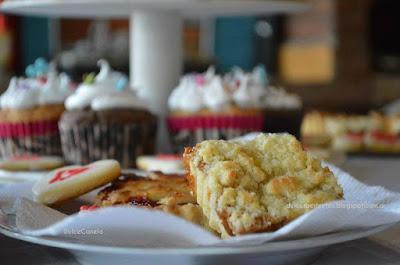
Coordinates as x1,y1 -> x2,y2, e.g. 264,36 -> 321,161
0,0 -> 399,113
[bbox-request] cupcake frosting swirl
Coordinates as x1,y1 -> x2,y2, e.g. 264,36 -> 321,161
202,76 -> 230,111
38,64 -> 73,105
168,76 -> 204,112
0,78 -> 39,109
91,90 -> 147,111
232,74 -> 266,108
168,65 -> 302,112
263,86 -> 302,109
65,59 -> 147,111
0,62 -> 73,110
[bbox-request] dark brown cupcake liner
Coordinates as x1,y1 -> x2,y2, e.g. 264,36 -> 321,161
169,127 -> 258,154
59,121 -> 157,168
263,108 -> 304,139
0,133 -> 62,157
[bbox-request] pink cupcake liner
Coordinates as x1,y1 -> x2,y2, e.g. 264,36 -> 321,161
167,115 -> 264,131
0,119 -> 59,138
167,115 -> 265,153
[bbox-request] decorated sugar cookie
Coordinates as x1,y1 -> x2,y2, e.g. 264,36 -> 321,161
32,159 -> 121,205
0,155 -> 64,171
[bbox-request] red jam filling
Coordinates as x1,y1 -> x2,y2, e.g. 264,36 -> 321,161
128,196 -> 158,207
80,205 -> 98,211
371,131 -> 397,143
345,132 -> 364,141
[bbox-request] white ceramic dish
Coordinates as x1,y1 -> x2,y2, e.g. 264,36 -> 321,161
0,168 -> 394,265
0,220 -> 391,265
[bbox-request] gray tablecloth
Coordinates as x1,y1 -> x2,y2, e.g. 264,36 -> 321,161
1,157 -> 400,265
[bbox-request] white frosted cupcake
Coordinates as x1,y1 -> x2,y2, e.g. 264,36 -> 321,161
59,59 -> 157,168
167,66 -> 303,152
167,67 -> 266,153
0,58 -> 73,156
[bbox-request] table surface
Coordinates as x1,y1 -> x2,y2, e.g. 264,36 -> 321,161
1,156 -> 400,265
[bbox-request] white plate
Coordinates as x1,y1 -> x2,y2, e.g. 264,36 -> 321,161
0,168 -> 394,265
0,222 -> 392,265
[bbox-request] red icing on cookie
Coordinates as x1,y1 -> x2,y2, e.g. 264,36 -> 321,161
49,167 -> 89,184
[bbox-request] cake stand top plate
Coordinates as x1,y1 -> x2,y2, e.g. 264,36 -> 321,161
1,0 -> 309,18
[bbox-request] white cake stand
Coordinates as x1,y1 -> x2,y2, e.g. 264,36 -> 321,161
1,0 -> 308,114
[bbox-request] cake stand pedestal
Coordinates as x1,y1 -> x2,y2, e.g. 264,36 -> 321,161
131,11 -> 183,114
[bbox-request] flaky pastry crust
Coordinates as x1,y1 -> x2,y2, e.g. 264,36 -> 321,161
184,133 -> 343,238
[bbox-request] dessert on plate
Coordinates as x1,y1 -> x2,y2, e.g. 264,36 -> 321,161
59,59 -> 157,168
0,58 -> 73,156
184,133 -> 343,238
31,158 -> 207,228
31,132 -> 344,238
95,171 -> 208,227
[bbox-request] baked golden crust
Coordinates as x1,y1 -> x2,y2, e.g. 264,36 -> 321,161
184,133 -> 343,238
96,172 -> 209,227
0,104 -> 65,123
96,173 -> 196,207
301,111 -> 328,137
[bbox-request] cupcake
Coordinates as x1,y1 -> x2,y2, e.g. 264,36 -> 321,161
167,67 -> 265,153
227,66 -> 303,138
261,86 -> 303,138
167,66 -> 303,152
59,60 -> 157,168
0,58 -> 73,156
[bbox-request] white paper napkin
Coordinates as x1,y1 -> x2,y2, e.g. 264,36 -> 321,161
1,163 -> 400,248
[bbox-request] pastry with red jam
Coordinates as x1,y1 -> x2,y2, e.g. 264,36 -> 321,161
95,171 -> 208,228
325,113 -> 384,152
365,115 -> 400,153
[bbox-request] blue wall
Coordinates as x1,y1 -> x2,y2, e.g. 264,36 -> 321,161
214,16 -> 257,72
20,16 -> 49,68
